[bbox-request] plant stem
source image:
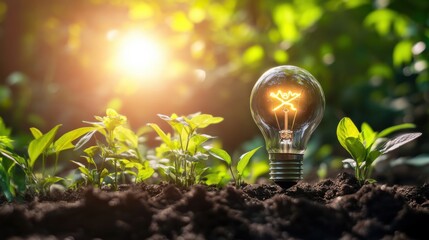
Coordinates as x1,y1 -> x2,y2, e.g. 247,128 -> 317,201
229,166 -> 237,185
174,155 -> 179,185
114,159 -> 117,189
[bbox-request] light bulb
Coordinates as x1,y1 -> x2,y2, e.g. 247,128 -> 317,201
250,65 -> 325,188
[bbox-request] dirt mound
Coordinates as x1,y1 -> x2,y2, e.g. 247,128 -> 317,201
1,173 -> 428,239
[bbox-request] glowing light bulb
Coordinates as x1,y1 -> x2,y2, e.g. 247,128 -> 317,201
250,66 -> 325,188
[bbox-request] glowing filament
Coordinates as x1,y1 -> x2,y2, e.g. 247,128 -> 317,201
270,90 -> 301,112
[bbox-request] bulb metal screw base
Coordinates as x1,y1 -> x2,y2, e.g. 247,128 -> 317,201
269,153 -> 303,188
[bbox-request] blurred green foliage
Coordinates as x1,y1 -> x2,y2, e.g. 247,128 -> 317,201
0,0 -> 428,179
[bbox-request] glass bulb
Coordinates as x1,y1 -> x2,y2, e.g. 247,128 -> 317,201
250,65 -> 325,188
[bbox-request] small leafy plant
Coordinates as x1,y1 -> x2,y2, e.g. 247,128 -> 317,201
149,113 -> 223,187
28,124 -> 94,193
72,109 -> 154,189
208,146 -> 261,187
337,117 -> 421,184
1,116 -> 93,200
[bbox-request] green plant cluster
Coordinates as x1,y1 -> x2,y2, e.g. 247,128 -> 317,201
148,113 -> 261,187
337,117 -> 421,184
0,110 -> 262,201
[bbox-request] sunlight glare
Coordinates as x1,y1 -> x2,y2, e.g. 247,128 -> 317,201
116,32 -> 165,77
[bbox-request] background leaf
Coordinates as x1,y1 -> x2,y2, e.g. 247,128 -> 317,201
378,132 -> 422,154
377,123 -> 415,138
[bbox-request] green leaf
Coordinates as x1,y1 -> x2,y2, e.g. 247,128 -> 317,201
187,134 -> 212,154
204,172 -> 226,186
237,146 -> 261,176
360,122 -> 377,148
187,114 -> 223,129
148,123 -> 172,147
344,137 -> 366,163
0,136 -> 13,149
208,147 -> 232,166
71,160 -> 93,179
54,127 -> 95,153
204,164 -> 228,186
71,160 -> 85,168
378,132 -> 422,154
378,123 -> 415,138
100,168 -> 109,179
114,126 -> 139,149
337,117 -> 360,151
136,161 -> 154,182
366,179 -> 377,184
42,176 -> 63,187
0,148 -> 24,168
136,125 -> 153,136
28,124 -> 62,168
190,153 -> 208,162
9,163 -> 26,194
29,127 -> 43,139
74,130 -> 97,150
367,150 -> 382,165
83,146 -> 99,158
0,162 -> 13,201
179,127 -> 190,150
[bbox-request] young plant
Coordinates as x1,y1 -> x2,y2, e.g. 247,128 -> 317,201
27,124 -> 94,193
337,117 -> 421,184
148,113 -> 223,187
208,146 -> 261,186
73,109 -> 153,189
0,116 -> 89,199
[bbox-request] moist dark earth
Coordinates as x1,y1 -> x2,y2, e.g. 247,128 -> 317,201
1,173 -> 428,240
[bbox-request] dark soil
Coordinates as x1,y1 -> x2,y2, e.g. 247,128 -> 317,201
1,173 -> 428,240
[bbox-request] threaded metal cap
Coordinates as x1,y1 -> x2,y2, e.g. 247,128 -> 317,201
269,153 -> 303,187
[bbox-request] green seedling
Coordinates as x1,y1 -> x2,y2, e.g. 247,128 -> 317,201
73,109 -> 153,189
208,146 -> 261,186
337,117 -> 421,184
27,124 -> 94,193
149,113 -> 223,187
1,115 -> 90,199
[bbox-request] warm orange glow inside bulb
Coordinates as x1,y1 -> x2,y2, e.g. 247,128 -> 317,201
270,90 -> 301,112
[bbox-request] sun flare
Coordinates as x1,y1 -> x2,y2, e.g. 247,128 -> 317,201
115,32 -> 165,77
